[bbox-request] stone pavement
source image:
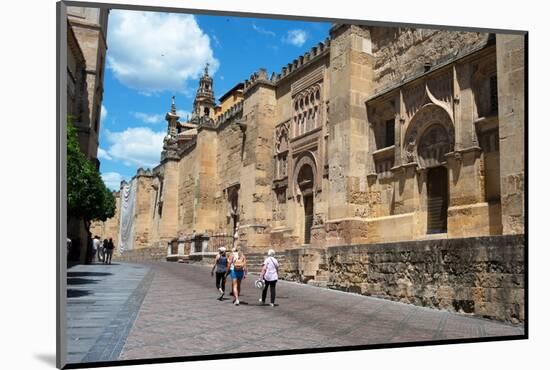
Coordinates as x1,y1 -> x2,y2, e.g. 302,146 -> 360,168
65,262 -> 152,364
118,262 -> 524,362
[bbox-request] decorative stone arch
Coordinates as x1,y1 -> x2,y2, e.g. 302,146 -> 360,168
292,152 -> 319,199
403,104 -> 455,168
275,121 -> 290,154
292,83 -> 322,137
292,152 -> 318,245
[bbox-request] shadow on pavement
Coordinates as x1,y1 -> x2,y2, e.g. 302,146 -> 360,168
67,271 -> 112,277
67,289 -> 93,298
67,277 -> 99,286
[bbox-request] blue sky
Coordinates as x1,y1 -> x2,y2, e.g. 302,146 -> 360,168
98,10 -> 331,190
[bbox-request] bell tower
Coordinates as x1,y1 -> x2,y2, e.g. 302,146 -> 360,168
191,64 -> 216,123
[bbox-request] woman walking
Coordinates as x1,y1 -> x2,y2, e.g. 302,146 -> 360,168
211,247 -> 228,300
102,238 -> 109,264
227,246 -> 247,305
104,238 -> 114,264
260,249 -> 279,307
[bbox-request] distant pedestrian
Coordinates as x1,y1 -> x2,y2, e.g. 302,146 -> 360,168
227,246 -> 247,305
259,249 -> 279,307
211,247 -> 228,300
102,239 -> 109,264
98,238 -> 105,262
66,238 -> 72,259
92,236 -> 101,263
104,238 -> 114,264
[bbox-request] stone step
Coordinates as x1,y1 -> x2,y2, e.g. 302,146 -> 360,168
177,255 -> 191,263
307,280 -> 328,288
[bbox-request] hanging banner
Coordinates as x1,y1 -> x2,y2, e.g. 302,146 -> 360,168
118,178 -> 137,254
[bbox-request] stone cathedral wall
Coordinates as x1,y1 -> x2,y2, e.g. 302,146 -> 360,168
370,28 -> 489,92
278,235 -> 524,323
91,25 -> 525,324
215,116 -> 246,234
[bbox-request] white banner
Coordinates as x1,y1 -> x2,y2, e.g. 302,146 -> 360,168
118,178 -> 137,254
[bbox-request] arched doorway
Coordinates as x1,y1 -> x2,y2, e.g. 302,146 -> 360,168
426,166 -> 448,234
404,105 -> 454,235
418,124 -> 451,234
297,164 -> 314,244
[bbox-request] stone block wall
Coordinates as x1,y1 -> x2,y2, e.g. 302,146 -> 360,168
370,28 -> 488,92
116,246 -> 167,262
216,120 -> 244,233
90,191 -> 121,255
279,235 -> 524,323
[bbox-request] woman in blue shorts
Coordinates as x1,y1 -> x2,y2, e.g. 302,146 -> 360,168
227,247 -> 247,305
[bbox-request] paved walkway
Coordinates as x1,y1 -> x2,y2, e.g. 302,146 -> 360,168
120,262 -> 523,361
65,262 -> 152,364
66,262 -> 524,365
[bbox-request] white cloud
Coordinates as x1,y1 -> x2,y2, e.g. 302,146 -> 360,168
133,109 -> 191,124
100,104 -> 108,122
283,29 -> 308,47
97,147 -> 112,161
252,24 -> 276,37
211,34 -> 221,48
133,112 -> 165,124
104,127 -> 165,168
107,10 -> 219,94
101,172 -> 124,191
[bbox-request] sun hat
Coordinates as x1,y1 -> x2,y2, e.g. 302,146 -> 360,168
254,279 -> 265,289
218,247 -> 226,252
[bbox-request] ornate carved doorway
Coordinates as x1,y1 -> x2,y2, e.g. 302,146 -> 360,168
297,163 -> 314,244
426,166 -> 448,234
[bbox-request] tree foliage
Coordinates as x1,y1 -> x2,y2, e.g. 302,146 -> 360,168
67,118 -> 115,223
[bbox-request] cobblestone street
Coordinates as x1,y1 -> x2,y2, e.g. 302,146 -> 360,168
67,261 -> 524,365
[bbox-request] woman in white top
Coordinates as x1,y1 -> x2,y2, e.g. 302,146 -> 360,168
259,249 -> 279,306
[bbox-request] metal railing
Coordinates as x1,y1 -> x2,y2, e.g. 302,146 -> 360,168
167,232 -> 234,258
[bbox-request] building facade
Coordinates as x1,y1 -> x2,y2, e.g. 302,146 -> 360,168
67,6 -> 109,262
67,6 -> 109,165
92,24 -> 525,322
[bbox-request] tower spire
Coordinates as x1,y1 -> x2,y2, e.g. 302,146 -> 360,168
190,62 -> 215,124
171,95 -> 177,114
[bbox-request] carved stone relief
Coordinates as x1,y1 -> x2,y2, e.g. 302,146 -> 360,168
292,152 -> 318,198
417,124 -> 451,168
272,188 -> 287,221
292,83 -> 322,138
275,121 -> 290,154
403,70 -> 453,123
426,70 -> 453,105
403,104 -> 455,166
274,121 -> 290,180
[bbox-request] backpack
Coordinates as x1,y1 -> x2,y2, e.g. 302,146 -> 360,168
233,256 -> 245,271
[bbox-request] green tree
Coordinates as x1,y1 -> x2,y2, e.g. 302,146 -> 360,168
67,118 -> 115,234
